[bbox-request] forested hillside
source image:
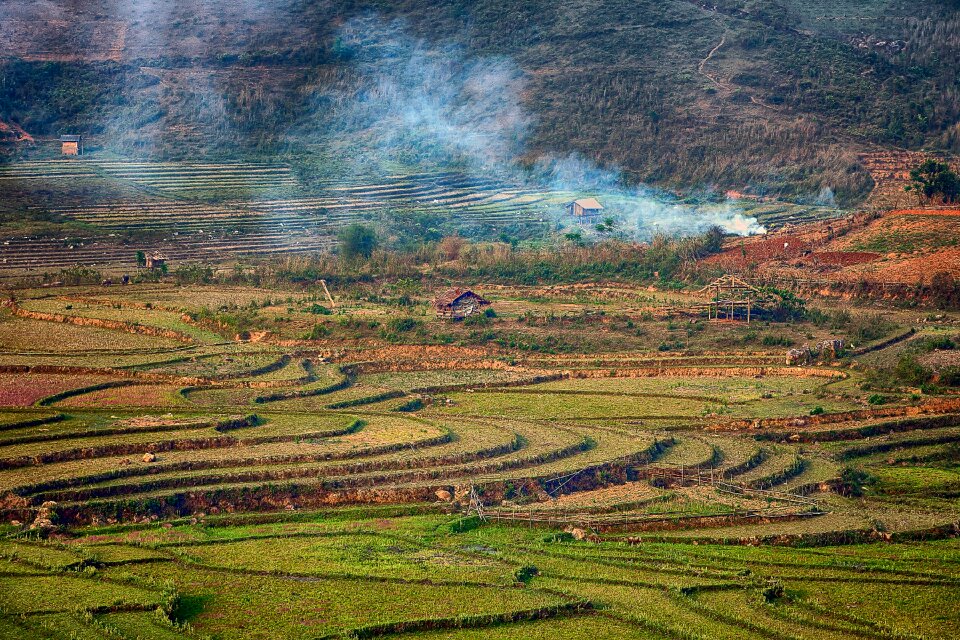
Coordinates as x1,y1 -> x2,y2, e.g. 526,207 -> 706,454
1,0 -> 959,205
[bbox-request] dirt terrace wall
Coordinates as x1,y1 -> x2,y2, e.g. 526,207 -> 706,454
32,437 -> 662,526
342,344 -> 500,362
523,355 -> 785,368
566,366 -> 844,380
633,521 -> 960,547
0,360 -> 311,391
60,294 -> 236,340
8,303 -> 195,343
710,397 -> 960,432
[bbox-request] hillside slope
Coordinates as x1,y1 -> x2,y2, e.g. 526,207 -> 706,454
1,0 -> 959,205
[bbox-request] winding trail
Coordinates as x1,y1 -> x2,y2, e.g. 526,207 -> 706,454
699,35 -> 780,111
698,36 -> 729,91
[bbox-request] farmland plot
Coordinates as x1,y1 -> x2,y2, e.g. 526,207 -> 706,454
0,283 -> 958,638
0,159 -> 554,271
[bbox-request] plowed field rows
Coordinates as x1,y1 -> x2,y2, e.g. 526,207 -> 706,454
0,160 -> 552,272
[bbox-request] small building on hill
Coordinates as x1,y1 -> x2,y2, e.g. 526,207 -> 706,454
567,198 -> 604,224
60,135 -> 83,156
145,252 -> 167,270
434,288 -> 490,320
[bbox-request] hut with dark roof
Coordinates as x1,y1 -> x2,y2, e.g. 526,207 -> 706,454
433,287 -> 490,320
60,135 -> 83,156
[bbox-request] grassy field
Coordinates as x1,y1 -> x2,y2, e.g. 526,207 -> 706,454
0,282 -> 957,638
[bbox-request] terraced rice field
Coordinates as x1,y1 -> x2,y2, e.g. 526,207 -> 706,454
0,285 -> 958,638
0,158 -> 844,273
0,159 -> 556,271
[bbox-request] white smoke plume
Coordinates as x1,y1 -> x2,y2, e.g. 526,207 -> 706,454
324,16 -> 765,239
531,153 -> 766,238
316,16 -> 530,176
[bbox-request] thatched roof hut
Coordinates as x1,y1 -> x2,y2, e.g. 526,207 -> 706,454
434,287 -> 490,319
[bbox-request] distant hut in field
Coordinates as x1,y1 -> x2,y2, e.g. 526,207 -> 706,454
434,287 -> 490,320
145,252 -> 167,269
59,135 -> 83,156
567,198 -> 604,224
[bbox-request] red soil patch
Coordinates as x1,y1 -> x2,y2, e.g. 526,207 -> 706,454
0,373 -> 112,407
895,209 -> 960,217
0,120 -> 33,143
60,384 -> 181,408
843,247 -> 960,283
705,235 -> 811,270
807,252 -> 879,267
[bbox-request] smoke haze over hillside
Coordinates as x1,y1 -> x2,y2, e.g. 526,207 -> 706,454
323,17 -> 765,238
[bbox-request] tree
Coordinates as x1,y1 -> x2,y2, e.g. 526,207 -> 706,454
173,263 -> 213,285
905,159 -> 960,204
337,224 -> 378,260
437,235 -> 466,261
595,217 -> 618,235
931,271 -> 960,308
702,225 -> 726,254
135,250 -> 146,268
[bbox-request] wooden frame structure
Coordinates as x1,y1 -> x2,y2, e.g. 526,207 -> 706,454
699,275 -> 761,323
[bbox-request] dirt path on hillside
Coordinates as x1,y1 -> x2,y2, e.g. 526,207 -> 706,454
698,36 -> 729,91
699,35 -> 780,112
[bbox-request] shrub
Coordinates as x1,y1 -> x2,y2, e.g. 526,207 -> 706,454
810,406 -> 825,415
305,323 -> 331,339
906,159 -> 960,204
173,263 -> 214,285
387,317 -> 422,333
437,235 -> 466,261
308,303 -> 332,315
463,312 -> 491,326
837,467 -> 875,497
449,515 -> 482,533
939,366 -> 960,387
894,355 -> 933,386
868,394 -> 889,405
543,532 -> 575,543
514,565 -> 540,584
807,308 -> 852,329
53,265 -> 102,286
760,579 -> 786,603
338,224 -> 378,260
848,313 -> 898,345
766,289 -> 807,322
394,398 -> 424,412
916,335 -> 956,352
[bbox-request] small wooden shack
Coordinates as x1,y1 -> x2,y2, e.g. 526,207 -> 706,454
567,198 -> 604,224
434,288 -> 490,319
60,135 -> 83,156
145,252 -> 167,269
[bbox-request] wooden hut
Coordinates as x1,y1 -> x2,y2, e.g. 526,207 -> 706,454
699,275 -> 761,323
60,135 -> 83,156
567,198 -> 604,224
144,252 -> 167,269
434,288 -> 490,319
